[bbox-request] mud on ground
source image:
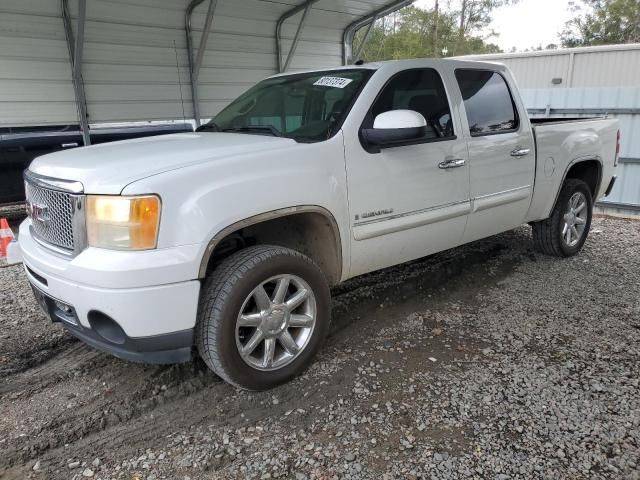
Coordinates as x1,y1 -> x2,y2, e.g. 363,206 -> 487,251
1,217 -> 639,479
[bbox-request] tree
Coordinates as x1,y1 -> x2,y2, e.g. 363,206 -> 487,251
456,0 -> 515,36
353,4 -> 503,62
561,0 -> 640,47
453,0 -> 520,54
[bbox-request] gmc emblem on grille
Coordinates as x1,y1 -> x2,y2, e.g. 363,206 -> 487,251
27,201 -> 51,227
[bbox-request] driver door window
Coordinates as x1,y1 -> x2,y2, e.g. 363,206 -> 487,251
368,69 -> 455,140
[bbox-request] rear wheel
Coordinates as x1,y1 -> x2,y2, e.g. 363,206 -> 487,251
196,245 -> 330,390
532,178 -> 593,257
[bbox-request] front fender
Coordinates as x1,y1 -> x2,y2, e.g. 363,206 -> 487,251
122,133 -> 350,280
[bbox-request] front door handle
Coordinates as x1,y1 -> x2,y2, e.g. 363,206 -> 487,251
438,158 -> 466,169
511,146 -> 531,157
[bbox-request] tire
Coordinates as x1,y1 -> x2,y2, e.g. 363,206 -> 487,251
532,178 -> 593,257
196,245 -> 331,390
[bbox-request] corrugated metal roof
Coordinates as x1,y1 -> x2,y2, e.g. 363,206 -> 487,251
0,0 -> 408,126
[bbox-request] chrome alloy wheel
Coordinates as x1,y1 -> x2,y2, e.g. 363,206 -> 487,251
235,274 -> 317,371
562,191 -> 588,247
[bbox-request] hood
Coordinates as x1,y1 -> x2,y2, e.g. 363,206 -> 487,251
28,132 -> 298,194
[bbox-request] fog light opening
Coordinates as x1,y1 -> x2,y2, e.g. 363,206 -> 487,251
88,311 -> 127,345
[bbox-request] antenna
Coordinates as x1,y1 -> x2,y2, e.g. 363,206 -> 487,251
174,40 -> 187,125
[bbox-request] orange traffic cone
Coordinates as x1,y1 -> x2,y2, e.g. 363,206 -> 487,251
0,218 -> 14,258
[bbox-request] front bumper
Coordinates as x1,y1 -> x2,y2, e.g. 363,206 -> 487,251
30,283 -> 194,363
19,219 -> 201,364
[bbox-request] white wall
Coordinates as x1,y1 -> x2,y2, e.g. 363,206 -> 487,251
464,44 -> 640,89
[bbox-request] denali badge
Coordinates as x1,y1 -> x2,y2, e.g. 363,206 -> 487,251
27,201 -> 51,227
355,208 -> 394,221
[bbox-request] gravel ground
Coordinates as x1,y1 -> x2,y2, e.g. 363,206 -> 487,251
1,217 -> 639,480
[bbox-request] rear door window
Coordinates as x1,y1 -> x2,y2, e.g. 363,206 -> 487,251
455,70 -> 518,136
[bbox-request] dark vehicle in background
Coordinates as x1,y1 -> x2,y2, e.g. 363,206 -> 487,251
0,123 -> 193,205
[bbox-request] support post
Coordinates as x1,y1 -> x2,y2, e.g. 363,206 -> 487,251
352,14 -> 377,62
282,2 -> 313,72
275,0 -> 320,73
61,0 -> 91,146
186,0 -> 217,127
567,52 -> 575,88
342,0 -> 415,65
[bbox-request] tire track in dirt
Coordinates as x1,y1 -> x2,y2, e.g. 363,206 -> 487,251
0,231 -> 527,477
1,342 -> 101,396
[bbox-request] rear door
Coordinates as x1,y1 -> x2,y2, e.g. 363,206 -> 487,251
454,69 -> 535,243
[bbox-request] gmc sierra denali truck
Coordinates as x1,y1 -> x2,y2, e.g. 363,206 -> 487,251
17,59 -> 619,390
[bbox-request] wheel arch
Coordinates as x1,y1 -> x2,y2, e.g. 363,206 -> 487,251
198,206 -> 343,286
551,156 -> 603,213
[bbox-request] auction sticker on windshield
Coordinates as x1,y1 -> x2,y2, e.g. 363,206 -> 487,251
313,76 -> 353,88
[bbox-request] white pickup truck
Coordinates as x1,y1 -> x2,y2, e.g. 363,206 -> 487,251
18,59 -> 619,390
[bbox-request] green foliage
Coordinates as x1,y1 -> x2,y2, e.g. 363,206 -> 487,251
561,0 -> 640,47
354,5 -> 503,62
455,0 -> 520,36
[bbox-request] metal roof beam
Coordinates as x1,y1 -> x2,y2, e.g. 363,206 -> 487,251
61,0 -> 90,146
185,0 -> 218,126
352,13 -> 377,62
342,0 -> 415,65
276,0 -> 320,73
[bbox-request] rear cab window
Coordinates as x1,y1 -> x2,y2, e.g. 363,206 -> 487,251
454,69 -> 519,136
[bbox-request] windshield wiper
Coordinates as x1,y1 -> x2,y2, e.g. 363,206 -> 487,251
222,125 -> 282,137
196,122 -> 221,132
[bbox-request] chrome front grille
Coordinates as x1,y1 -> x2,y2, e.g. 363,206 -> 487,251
24,171 -> 85,255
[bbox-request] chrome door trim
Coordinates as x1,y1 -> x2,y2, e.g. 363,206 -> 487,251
472,185 -> 532,213
353,199 -> 471,241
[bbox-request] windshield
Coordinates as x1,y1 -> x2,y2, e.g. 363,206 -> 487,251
204,69 -> 373,142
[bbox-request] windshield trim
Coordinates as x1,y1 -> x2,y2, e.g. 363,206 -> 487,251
206,68 -> 375,144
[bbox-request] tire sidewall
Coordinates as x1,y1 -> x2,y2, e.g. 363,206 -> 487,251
554,180 -> 593,256
201,249 -> 330,390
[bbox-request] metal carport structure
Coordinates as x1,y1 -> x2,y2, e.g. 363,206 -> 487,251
0,0 -> 413,143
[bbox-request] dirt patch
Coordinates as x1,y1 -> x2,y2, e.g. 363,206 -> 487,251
1,219 -> 638,479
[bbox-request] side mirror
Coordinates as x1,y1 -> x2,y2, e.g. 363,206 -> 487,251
361,110 -> 427,151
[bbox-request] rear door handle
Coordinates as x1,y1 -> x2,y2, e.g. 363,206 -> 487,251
438,158 -> 466,169
511,146 -> 531,157
61,142 -> 79,148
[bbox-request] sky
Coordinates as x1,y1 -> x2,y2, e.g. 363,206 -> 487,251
415,0 -> 575,52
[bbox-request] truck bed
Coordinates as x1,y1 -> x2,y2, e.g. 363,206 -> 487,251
529,116 -> 604,125
525,117 -> 618,222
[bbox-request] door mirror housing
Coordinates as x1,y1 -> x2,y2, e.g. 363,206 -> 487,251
361,110 -> 427,152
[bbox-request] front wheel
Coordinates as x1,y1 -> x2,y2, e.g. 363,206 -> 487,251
532,178 -> 593,257
196,245 -> 331,390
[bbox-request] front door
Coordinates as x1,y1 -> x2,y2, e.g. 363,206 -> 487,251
454,69 -> 536,243
343,67 -> 471,278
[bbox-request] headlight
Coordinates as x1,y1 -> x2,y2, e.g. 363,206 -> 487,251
86,195 -> 161,250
